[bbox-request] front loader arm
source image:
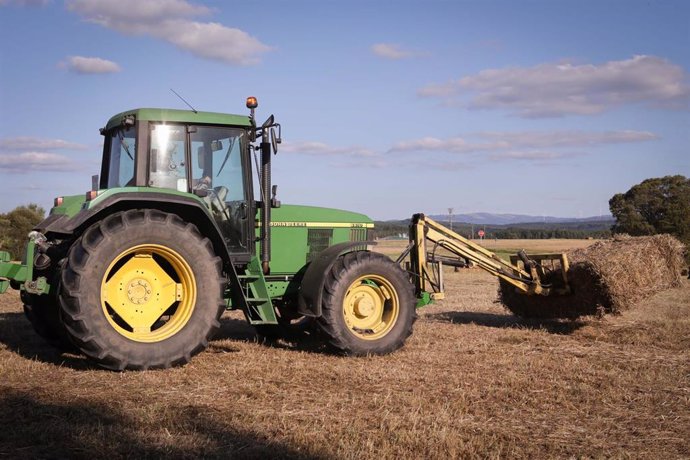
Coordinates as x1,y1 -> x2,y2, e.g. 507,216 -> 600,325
405,214 -> 570,304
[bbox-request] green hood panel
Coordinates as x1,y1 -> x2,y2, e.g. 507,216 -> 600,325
271,205 -> 373,227
267,205 -> 374,275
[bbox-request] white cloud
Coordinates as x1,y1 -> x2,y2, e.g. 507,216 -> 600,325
0,152 -> 77,172
282,141 -> 376,158
0,137 -> 88,151
419,55 -> 690,117
477,130 -> 658,149
371,43 -> 420,60
67,0 -> 271,65
0,137 -> 89,173
417,80 -> 457,98
67,0 -> 209,23
60,56 -> 121,74
276,130 -> 657,168
389,130 -> 658,162
0,0 -> 51,6
488,151 -> 569,161
390,136 -> 501,154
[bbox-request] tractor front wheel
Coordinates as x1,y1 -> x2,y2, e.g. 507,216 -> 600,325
59,209 -> 225,370
22,263 -> 75,351
23,295 -> 74,351
317,251 -> 416,355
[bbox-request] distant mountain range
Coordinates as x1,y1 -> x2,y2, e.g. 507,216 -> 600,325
425,212 -> 614,226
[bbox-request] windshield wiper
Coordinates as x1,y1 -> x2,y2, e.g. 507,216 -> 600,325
118,130 -> 134,160
216,136 -> 237,177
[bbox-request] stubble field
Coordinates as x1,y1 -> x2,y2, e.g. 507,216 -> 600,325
0,239 -> 688,459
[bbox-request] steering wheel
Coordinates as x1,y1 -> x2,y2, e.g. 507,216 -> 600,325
193,176 -> 212,192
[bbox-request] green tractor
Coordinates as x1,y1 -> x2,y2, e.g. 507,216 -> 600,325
0,97 -> 418,370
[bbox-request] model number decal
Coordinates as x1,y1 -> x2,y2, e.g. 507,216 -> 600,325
270,222 -> 373,228
270,222 -> 307,227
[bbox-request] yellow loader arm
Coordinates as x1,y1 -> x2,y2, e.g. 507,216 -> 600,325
399,214 -> 571,301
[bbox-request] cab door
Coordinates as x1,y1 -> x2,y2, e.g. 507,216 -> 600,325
190,126 -> 253,259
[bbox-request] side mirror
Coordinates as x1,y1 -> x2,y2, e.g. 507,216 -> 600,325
270,128 -> 278,154
262,114 -> 275,128
271,184 -> 281,208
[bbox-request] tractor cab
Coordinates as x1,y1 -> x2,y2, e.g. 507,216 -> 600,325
99,107 -> 260,254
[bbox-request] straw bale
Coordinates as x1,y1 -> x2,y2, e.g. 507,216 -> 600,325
499,234 -> 686,319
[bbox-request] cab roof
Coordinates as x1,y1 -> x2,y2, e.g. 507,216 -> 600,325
104,108 -> 252,132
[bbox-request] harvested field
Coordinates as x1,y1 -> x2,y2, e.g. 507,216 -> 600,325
500,234 -> 687,319
374,238 -> 597,259
1,244 -> 689,458
481,238 -> 597,253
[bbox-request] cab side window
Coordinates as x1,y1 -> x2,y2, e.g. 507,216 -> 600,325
106,127 -> 136,188
191,126 -> 245,200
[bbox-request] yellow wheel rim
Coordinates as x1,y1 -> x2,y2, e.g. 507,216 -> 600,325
342,275 -> 399,341
101,244 -> 196,343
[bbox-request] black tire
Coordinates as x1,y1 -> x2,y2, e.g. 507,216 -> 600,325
23,297 -> 74,350
22,263 -> 75,351
317,251 -> 416,356
59,209 -> 225,370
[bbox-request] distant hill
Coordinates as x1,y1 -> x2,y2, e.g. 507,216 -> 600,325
426,212 -> 614,226
374,213 -> 615,240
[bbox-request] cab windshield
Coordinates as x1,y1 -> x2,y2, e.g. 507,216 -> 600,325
105,126 -> 136,188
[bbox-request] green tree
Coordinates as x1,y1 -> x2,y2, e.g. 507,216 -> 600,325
609,175 -> 690,261
0,204 -> 46,260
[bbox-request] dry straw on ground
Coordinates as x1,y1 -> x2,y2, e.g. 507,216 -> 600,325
2,252 -> 690,458
500,234 -> 687,319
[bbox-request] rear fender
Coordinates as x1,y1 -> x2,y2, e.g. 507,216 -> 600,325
297,241 -> 374,317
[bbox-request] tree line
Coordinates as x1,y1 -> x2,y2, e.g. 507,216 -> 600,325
0,204 -> 45,260
374,221 -> 612,240
0,175 -> 687,264
609,175 -> 689,264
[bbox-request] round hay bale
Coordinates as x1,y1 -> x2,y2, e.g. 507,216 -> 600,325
500,234 -> 686,319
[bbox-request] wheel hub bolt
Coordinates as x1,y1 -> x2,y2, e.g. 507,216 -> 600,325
354,296 -> 375,317
127,278 -> 152,304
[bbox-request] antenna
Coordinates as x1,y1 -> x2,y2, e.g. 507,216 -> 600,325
170,88 -> 198,113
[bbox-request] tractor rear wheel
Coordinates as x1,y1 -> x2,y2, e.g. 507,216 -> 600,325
317,251 -> 416,355
59,209 -> 225,370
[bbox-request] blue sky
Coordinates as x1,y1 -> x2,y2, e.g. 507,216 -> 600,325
1,0 -> 688,220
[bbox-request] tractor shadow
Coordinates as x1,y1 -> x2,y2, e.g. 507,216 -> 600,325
211,315 -> 330,355
0,312 -> 96,370
425,310 -> 589,335
213,315 -> 258,342
0,389 -> 325,459
0,310 -> 330,368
